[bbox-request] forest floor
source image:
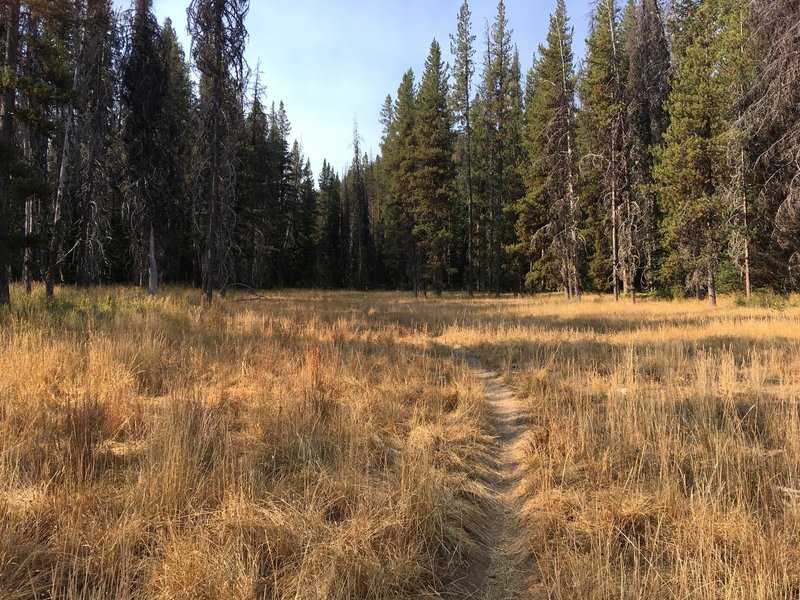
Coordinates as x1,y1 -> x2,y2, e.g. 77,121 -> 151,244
2,287 -> 800,599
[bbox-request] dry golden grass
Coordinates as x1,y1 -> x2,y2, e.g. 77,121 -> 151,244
0,287 -> 493,599
434,293 -> 800,599
2,287 -> 800,598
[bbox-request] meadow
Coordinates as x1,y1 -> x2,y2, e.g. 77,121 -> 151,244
1,286 -> 799,599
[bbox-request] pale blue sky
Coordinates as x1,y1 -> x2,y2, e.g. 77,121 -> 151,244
113,0 -> 590,178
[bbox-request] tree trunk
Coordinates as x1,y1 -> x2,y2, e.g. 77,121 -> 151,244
148,222 -> 158,295
202,108 -> 219,304
23,197 -> 33,294
46,27 -> 83,300
466,112 -> 474,296
22,117 -> 34,294
0,0 -> 21,307
611,184 -> 620,301
707,266 -> 717,307
741,147 -> 751,299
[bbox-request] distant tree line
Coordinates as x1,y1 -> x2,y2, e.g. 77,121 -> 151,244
0,0 -> 798,306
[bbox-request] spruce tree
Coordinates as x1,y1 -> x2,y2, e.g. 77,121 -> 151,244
578,0 -> 631,300
410,39 -> 455,296
121,0 -> 167,294
627,0 -> 671,290
450,0 -> 476,294
655,0 -> 748,305
188,0 -> 248,303
517,0 -> 581,298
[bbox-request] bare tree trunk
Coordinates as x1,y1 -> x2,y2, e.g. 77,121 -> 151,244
743,191 -> 751,299
466,110 -> 474,296
46,26 -> 83,300
624,191 -> 635,303
21,93 -> 33,294
23,198 -> 33,294
148,222 -> 158,295
0,0 -> 21,307
611,184 -> 620,301
707,266 -> 717,307
202,108 -> 219,304
559,15 -> 580,302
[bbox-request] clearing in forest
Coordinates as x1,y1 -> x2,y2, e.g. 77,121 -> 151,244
2,287 -> 800,599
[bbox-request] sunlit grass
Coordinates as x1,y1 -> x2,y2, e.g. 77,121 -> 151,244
2,286 -> 799,598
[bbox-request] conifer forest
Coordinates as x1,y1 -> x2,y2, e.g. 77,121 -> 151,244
0,0 -> 799,305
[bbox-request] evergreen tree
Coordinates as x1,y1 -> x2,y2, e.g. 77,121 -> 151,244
70,0 -> 117,287
188,0 -> 248,303
627,0 -> 671,290
121,0 -> 167,293
0,0 -> 21,306
450,0 -> 476,294
313,160 -> 342,286
410,39 -> 455,296
380,70 -> 418,291
158,18 -> 195,284
578,0 -> 632,300
237,94 -> 270,287
655,0 -> 748,304
475,0 -> 524,295
342,124 -> 370,289
517,0 -> 581,298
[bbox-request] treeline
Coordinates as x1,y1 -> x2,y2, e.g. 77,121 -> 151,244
0,0 -> 327,306
1,0 -> 799,306
367,0 -> 800,302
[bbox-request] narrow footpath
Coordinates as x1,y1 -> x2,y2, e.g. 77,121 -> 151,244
446,346 -> 534,599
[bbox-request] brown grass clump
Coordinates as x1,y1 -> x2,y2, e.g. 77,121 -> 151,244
0,287 -> 492,599
434,293 -> 800,599
3,288 -> 800,598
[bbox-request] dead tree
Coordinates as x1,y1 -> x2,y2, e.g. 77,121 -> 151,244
188,0 -> 248,304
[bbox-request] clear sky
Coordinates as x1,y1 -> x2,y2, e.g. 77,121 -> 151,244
113,0 -> 590,179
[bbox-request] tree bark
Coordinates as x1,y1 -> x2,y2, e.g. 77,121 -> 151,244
707,266 -> 717,307
466,105 -> 474,296
148,222 -> 158,295
46,28 -> 83,300
611,183 -> 620,301
0,0 -> 21,307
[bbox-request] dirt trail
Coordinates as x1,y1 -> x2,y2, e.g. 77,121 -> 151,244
445,346 -> 534,599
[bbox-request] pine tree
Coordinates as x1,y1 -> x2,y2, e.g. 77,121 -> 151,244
188,0 -> 248,303
627,0 -> 671,290
517,0 -> 581,298
410,39 -> 455,296
237,94 -> 270,287
313,159 -> 342,286
450,0 -> 476,294
44,2 -> 84,300
380,70 -> 418,291
0,0 -> 21,306
474,0 -> 524,295
655,0 -> 747,305
342,123 -> 370,289
73,0 -> 117,287
158,18 -> 195,284
121,0 -> 167,294
578,0 -> 632,300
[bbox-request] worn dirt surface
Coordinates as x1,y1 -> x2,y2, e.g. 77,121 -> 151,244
444,346 -> 536,599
